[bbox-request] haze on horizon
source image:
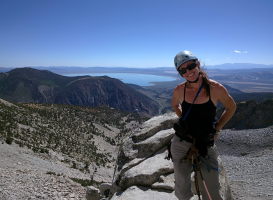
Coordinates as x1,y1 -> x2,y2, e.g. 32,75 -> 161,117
0,0 -> 273,68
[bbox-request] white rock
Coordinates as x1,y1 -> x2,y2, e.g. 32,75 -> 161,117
132,112 -> 177,142
119,151 -> 173,189
111,186 -> 177,200
134,128 -> 174,158
151,173 -> 175,191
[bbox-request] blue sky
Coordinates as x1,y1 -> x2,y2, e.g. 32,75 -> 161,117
0,0 -> 273,68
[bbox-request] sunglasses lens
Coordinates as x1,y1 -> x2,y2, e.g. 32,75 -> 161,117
178,63 -> 197,75
179,68 -> 187,75
188,63 -> 197,70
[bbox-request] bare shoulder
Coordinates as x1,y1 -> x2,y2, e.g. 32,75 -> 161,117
172,82 -> 186,105
209,79 -> 236,111
173,82 -> 186,93
209,79 -> 230,101
209,79 -> 226,92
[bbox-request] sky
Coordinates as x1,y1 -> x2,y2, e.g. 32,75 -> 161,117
0,0 -> 273,68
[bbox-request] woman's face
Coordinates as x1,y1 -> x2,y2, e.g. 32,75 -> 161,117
178,61 -> 200,81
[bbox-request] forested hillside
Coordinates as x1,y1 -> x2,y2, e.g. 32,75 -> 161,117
0,99 -> 146,167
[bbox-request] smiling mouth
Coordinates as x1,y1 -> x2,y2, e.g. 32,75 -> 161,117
187,72 -> 195,77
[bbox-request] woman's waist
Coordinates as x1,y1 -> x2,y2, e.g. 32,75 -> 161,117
186,120 -> 216,128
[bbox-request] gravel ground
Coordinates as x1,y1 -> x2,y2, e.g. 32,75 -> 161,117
0,142 -> 87,200
217,127 -> 273,200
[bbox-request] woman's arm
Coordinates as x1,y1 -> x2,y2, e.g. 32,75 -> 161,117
214,84 -> 237,132
172,85 -> 184,117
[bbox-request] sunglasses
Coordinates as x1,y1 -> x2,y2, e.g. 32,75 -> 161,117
178,63 -> 197,75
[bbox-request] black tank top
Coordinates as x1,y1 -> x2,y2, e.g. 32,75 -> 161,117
181,84 -> 216,137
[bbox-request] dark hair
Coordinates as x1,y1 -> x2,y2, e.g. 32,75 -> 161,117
200,69 -> 210,96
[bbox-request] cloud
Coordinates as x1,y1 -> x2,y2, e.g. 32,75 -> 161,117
233,50 -> 248,54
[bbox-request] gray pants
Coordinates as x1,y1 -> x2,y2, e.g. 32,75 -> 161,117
171,135 -> 223,200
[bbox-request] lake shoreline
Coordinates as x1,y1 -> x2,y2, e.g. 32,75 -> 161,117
59,72 -> 178,87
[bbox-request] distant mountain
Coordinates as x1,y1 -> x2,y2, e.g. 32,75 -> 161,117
208,68 -> 273,84
0,68 -> 159,115
0,67 -> 12,72
54,76 -> 159,115
207,63 -> 273,69
3,64 -> 273,75
232,92 -> 273,103
223,99 -> 273,129
223,84 -> 244,94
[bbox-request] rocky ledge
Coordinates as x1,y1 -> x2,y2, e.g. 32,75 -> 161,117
107,113 -> 273,200
108,113 -> 232,200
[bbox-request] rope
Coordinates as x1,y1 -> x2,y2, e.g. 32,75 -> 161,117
192,155 -> 201,200
191,152 -> 213,200
199,166 -> 213,200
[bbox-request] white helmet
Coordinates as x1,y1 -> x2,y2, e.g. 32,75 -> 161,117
174,50 -> 198,70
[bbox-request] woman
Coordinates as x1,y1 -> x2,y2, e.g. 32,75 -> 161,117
171,50 -> 236,200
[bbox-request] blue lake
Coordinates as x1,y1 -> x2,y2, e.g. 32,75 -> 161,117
63,73 -> 176,86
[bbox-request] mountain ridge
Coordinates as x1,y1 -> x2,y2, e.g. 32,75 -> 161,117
0,67 -> 159,115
